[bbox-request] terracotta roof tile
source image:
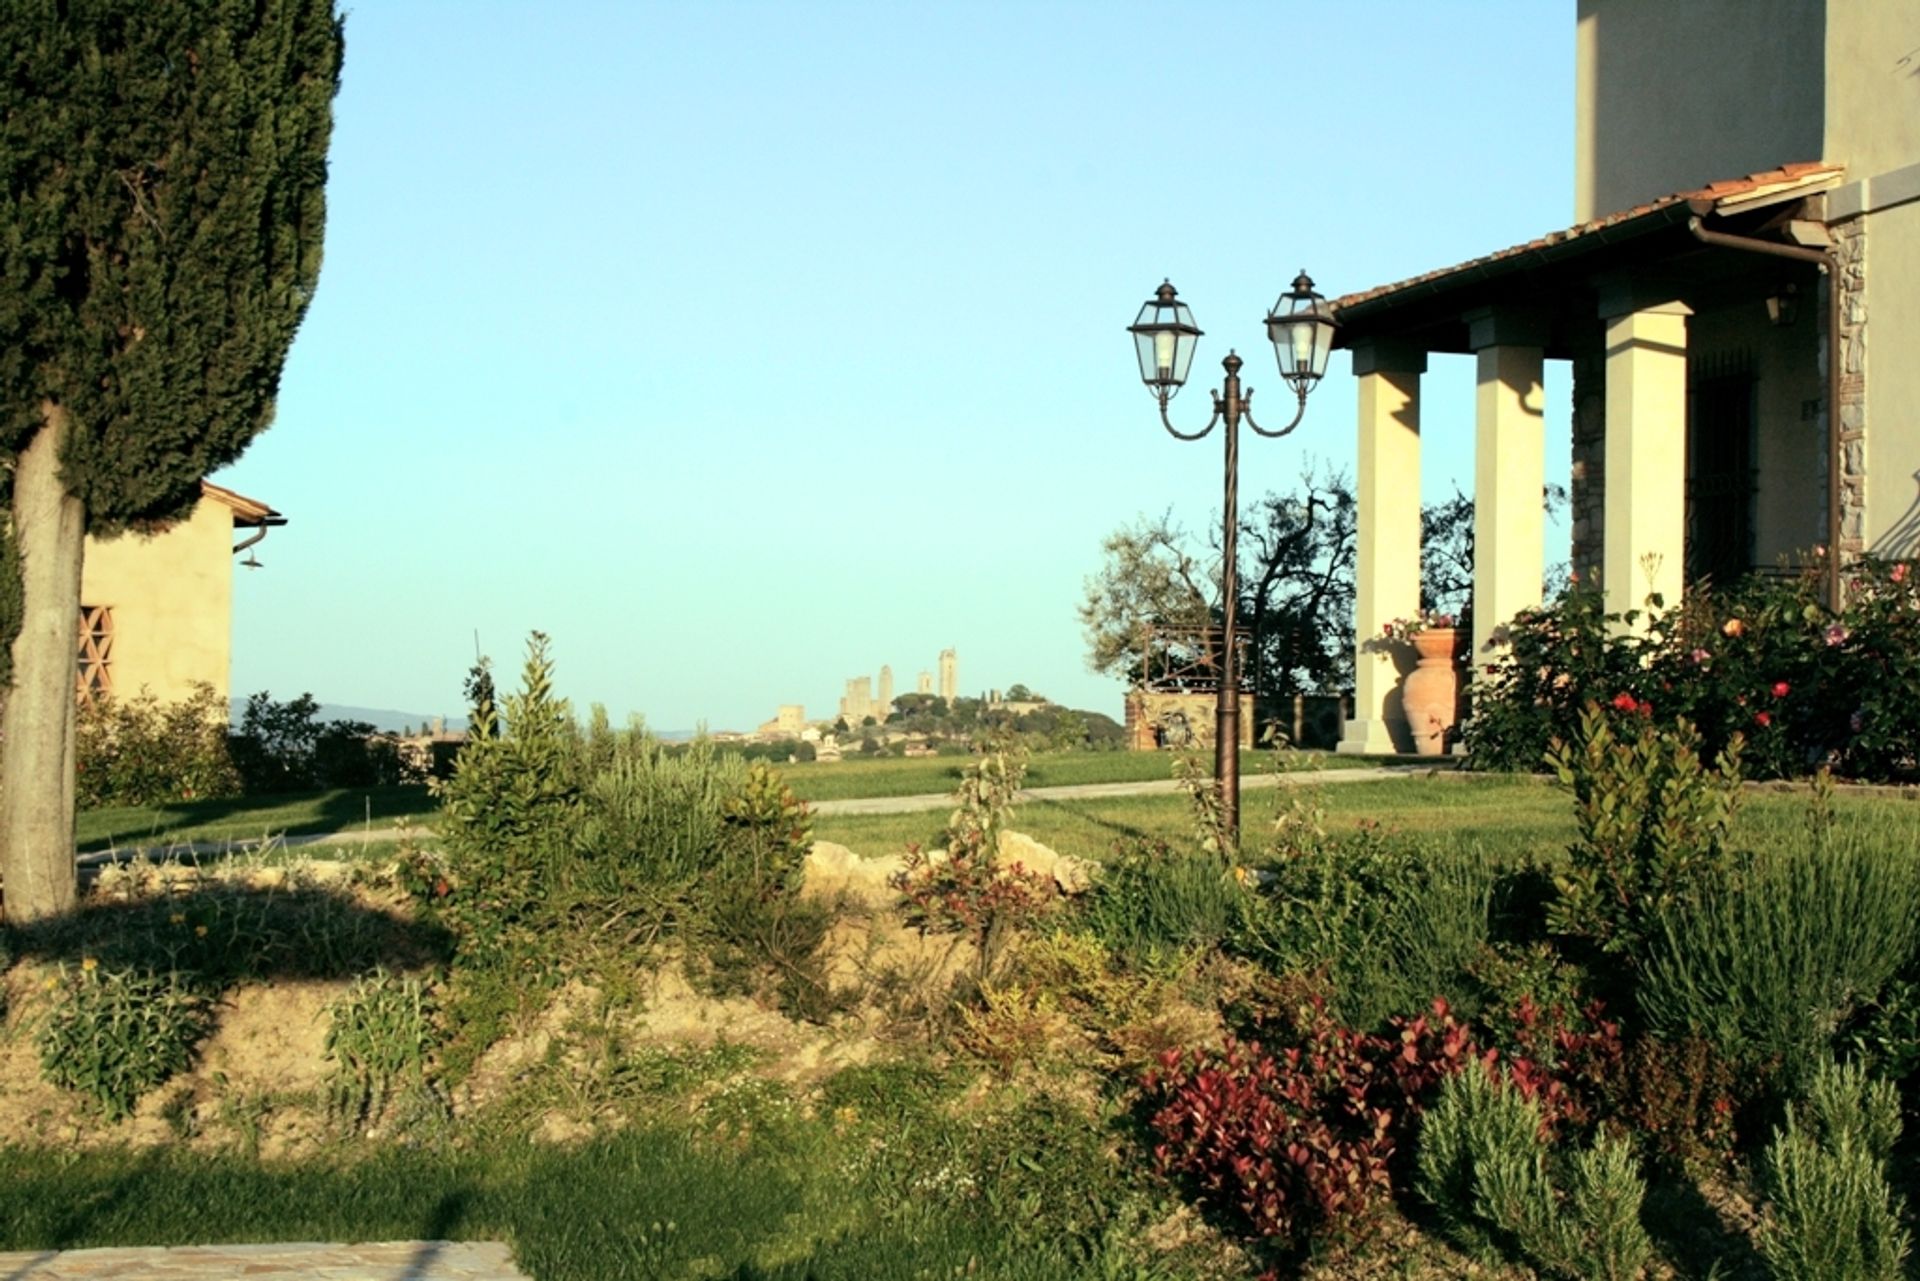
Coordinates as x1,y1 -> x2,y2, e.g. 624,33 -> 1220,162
1333,162 -> 1842,313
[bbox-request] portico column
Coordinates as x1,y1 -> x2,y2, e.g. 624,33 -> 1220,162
1601,299 -> 1690,616
1466,309 -> 1548,662
1338,340 -> 1425,755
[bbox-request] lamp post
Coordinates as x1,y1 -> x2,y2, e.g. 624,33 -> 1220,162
1127,273 -> 1338,847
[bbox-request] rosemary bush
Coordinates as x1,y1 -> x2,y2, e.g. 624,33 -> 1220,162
1757,1059 -> 1910,1281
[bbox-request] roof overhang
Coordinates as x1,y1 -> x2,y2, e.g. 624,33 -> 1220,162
200,479 -> 287,528
1332,163 -> 1843,360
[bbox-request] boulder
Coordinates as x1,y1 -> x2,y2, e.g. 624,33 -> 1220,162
997,830 -> 1094,895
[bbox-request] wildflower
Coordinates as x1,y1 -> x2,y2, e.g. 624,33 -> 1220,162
1825,622 -> 1851,647
1756,711 -> 1772,728
169,912 -> 186,926
194,925 -> 208,938
1722,618 -> 1745,638
1772,681 -> 1790,698
81,957 -> 97,972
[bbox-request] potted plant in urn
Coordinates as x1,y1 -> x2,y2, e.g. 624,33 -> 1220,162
1380,610 -> 1465,755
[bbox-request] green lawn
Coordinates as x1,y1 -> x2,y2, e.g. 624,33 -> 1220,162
0,1088 -> 1183,1281
813,771 -> 1920,866
778,746 -> 1390,802
76,785 -> 437,853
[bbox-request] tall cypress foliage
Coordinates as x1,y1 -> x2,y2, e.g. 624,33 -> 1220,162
0,2 -> 342,920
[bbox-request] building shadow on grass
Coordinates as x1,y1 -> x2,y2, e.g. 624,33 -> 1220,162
78,784 -> 437,854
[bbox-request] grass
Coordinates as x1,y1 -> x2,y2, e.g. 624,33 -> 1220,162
778,746 -> 1391,802
0,1087 -> 1185,1281
813,772 -> 1920,866
77,785 -> 436,853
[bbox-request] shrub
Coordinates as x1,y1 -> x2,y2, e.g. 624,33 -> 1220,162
1079,838 -> 1246,974
1240,833 -> 1495,1031
37,962 -> 213,1121
1468,558 -> 1920,783
1546,705 -> 1744,965
893,741 -> 1054,976
1638,837 -> 1920,1092
230,691 -> 410,793
1757,1059 -> 1910,1281
1146,1033 -> 1396,1245
1417,1059 -> 1653,1281
325,968 -> 443,1131
74,683 -> 240,807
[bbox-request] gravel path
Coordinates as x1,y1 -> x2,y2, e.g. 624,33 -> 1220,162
0,1241 -> 526,1280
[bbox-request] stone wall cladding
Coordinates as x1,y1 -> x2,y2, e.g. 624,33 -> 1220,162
1569,351 -> 1606,580
1831,217 -> 1867,554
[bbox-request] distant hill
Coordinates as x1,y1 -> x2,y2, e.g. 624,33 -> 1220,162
229,699 -> 469,736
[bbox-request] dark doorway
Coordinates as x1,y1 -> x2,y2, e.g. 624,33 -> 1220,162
1686,351 -> 1757,588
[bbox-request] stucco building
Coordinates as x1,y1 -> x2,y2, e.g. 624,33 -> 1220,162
1337,0 -> 1919,754
77,480 -> 284,708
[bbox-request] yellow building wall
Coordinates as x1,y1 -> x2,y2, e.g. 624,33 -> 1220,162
1824,1 -> 1920,182
80,497 -> 236,707
1865,199 -> 1920,555
1575,0 -> 1824,221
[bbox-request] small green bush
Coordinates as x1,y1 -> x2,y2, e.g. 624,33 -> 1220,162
1079,838 -> 1244,973
1241,833 -> 1494,1031
1417,1059 -> 1653,1281
1757,1060 -> 1910,1281
75,683 -> 241,808
325,969 -> 443,1130
1638,838 -> 1920,1090
1546,706 -> 1744,963
37,963 -> 213,1121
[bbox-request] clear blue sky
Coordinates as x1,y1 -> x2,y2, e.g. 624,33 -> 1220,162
220,0 -> 1574,731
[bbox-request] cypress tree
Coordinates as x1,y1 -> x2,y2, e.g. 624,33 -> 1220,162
0,2 -> 342,920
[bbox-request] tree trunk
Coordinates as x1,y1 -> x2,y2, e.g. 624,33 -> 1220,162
1,406 -> 85,923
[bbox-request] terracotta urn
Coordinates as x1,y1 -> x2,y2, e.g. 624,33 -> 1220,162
1401,627 -> 1464,756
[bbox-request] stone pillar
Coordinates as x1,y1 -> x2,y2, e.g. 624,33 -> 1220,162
1338,340 -> 1425,755
1467,310 -> 1548,662
1601,299 -> 1691,617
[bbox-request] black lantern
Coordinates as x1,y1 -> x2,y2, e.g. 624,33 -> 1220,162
1129,280 -> 1203,396
1265,271 -> 1338,395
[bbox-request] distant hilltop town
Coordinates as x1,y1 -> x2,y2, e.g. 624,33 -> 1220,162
754,648 -> 957,742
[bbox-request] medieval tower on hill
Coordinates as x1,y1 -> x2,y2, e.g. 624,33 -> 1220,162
938,648 -> 957,703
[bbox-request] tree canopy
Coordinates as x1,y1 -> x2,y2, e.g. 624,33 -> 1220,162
0,0 -> 343,921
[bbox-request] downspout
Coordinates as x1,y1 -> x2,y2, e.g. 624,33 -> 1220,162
1686,215 -> 1844,612
231,525 -> 269,558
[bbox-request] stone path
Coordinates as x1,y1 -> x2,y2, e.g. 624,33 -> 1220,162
0,1241 -> 527,1280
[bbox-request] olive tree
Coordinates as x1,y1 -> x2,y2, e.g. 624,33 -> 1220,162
0,1 -> 342,920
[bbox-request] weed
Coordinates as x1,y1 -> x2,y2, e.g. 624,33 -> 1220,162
37,963 -> 213,1121
324,968 -> 443,1132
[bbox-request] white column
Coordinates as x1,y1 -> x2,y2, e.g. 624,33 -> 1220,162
1338,341 -> 1425,755
1601,301 -> 1690,616
1467,309 -> 1548,662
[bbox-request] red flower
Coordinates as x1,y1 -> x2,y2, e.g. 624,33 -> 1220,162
1755,711 -> 1772,727
1610,692 -> 1638,713
1772,681 -> 1790,698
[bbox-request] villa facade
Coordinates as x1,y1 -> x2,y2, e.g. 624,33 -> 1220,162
77,480 -> 285,709
1337,0 -> 1920,754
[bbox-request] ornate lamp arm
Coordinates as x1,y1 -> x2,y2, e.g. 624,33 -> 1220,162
1246,385 -> 1310,439
1157,388 -> 1221,441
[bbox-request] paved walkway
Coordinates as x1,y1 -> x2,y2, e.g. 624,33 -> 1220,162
0,1241 -> 526,1280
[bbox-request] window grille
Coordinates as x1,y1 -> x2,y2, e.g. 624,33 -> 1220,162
77,605 -> 112,703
